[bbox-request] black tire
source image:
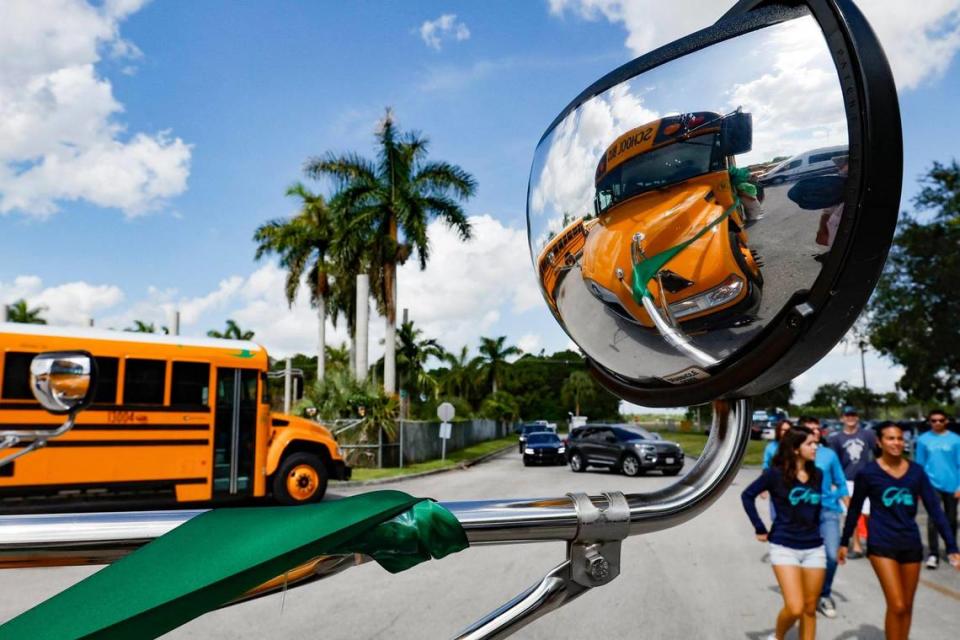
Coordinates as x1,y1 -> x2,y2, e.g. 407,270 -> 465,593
569,451 -> 586,473
522,458 -> 530,467
621,453 -> 642,477
273,452 -> 328,505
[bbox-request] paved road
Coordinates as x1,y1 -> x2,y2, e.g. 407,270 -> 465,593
1,451 -> 958,638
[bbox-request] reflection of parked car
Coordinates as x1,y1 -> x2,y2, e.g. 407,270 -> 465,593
522,432 -> 566,466
758,145 -> 847,186
566,424 -> 684,477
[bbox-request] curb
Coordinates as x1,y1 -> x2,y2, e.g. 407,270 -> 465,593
330,442 -> 517,488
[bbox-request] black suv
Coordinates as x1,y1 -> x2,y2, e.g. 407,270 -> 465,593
566,425 -> 684,477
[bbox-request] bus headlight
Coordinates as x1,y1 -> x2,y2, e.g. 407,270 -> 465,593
668,275 -> 744,319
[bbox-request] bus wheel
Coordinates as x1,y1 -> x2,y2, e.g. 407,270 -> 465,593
274,453 -> 328,505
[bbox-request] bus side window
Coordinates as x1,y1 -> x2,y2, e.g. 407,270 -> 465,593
93,357 -> 119,404
171,362 -> 210,409
123,358 -> 166,405
1,351 -> 37,400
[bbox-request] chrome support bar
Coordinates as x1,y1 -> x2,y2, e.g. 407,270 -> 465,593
0,414 -> 77,470
641,295 -> 719,367
0,399 -> 750,562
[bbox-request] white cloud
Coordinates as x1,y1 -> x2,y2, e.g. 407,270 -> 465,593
1,275 -> 123,325
549,0 -> 960,91
529,82 -> 658,251
0,0 -> 191,218
517,333 -> 542,355
419,14 -> 471,51
792,339 -> 904,405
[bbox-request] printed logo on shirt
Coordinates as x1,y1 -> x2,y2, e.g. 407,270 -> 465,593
788,487 -> 821,506
842,438 -> 866,464
881,487 -> 914,508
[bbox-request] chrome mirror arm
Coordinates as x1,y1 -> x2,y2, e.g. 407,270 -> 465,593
0,412 -> 78,469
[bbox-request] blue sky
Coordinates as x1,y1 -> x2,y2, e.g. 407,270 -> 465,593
2,0 -> 959,407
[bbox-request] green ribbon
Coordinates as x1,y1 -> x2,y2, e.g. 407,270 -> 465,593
631,170 -> 746,303
0,491 -> 468,639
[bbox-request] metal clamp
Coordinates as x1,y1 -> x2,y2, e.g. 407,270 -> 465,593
567,492 -> 630,587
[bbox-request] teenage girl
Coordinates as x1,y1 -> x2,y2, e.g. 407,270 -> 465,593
839,422 -> 960,640
761,419 -> 794,523
743,427 -> 824,640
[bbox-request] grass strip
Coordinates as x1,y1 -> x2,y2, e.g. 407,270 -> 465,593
651,431 -> 768,466
342,434 -> 518,482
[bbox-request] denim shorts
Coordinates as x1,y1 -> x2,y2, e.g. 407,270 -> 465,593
769,543 -> 827,568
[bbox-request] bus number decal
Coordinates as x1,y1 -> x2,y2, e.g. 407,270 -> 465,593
107,411 -> 136,424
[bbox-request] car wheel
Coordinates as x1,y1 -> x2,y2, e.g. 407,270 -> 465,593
273,452 -> 328,505
621,453 -> 642,477
569,451 -> 586,472
522,459 -> 530,467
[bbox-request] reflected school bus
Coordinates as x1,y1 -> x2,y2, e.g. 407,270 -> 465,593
537,216 -> 599,314
0,324 -> 349,510
581,111 -> 763,331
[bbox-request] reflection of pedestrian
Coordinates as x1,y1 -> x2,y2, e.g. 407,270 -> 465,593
742,427 -> 825,640
828,406 -> 876,557
816,155 -> 848,248
839,422 -> 959,640
915,409 -> 960,569
801,417 -> 848,619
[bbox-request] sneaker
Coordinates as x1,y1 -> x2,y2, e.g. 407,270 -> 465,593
848,549 -> 864,559
926,555 -> 939,570
818,596 -> 837,619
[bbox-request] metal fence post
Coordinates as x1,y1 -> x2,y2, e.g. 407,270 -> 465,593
378,424 -> 383,469
399,418 -> 404,469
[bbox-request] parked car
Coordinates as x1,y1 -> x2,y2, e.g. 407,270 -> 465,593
566,424 -> 684,477
757,145 -> 847,186
522,432 -> 566,466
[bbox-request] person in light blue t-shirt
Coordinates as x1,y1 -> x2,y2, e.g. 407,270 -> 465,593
915,409 -> 960,569
801,416 -> 848,619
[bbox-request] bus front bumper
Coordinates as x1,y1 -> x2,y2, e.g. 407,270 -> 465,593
331,460 -> 352,481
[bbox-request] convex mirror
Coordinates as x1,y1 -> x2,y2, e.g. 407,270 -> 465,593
527,0 -> 901,406
29,352 -> 97,414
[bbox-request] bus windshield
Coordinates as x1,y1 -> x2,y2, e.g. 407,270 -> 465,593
596,133 -> 723,214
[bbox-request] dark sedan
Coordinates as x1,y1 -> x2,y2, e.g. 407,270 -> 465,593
522,432 -> 566,466
566,425 -> 684,476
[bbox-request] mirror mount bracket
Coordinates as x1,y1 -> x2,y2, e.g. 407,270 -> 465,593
0,412 -> 78,469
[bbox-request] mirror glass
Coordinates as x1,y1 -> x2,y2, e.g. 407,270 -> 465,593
29,353 -> 95,413
528,14 -> 848,387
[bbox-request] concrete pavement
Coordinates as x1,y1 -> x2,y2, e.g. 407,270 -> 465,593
1,450 -> 957,638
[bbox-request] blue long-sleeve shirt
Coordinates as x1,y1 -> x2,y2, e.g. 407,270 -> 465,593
762,441 -> 778,469
915,430 -> 960,493
815,446 -> 848,513
841,461 -> 959,554
742,467 -> 823,549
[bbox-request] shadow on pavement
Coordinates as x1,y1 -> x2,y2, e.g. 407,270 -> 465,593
833,624 -> 884,639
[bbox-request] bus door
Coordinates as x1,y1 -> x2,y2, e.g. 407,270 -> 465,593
213,368 -> 258,497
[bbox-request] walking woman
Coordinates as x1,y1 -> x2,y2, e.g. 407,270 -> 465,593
742,427 -> 825,640
839,422 -> 960,640
761,419 -> 794,524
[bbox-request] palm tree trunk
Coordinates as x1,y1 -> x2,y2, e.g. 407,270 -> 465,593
492,374 -> 498,395
316,295 -> 326,381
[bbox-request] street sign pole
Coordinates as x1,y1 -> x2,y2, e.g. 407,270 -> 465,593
437,402 -> 455,462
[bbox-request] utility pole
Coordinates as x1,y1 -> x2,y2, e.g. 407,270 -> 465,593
283,358 -> 292,414
355,274 -> 369,380
173,311 -> 180,336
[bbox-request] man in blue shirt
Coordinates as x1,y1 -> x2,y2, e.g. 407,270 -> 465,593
804,416 -> 848,619
827,406 -> 876,558
915,409 -> 960,569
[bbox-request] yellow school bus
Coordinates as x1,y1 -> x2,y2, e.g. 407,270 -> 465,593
0,323 -> 349,509
581,110 -> 763,330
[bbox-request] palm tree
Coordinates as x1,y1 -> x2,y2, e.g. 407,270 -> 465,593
254,183 -> 336,380
4,299 -> 47,324
440,345 -> 483,400
207,319 -> 255,340
306,108 -> 476,394
561,371 -> 595,416
478,336 -> 522,394
396,320 -> 446,399
125,320 -> 169,334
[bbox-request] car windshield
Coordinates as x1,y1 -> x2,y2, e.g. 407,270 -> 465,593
527,433 -> 560,444
595,132 -> 723,214
522,425 -> 544,435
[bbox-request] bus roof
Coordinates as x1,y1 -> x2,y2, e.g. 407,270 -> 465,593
0,322 -> 263,354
